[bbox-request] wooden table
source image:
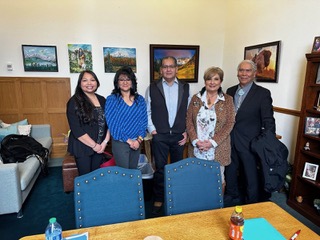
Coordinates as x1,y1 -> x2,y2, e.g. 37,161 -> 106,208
20,202 -> 318,240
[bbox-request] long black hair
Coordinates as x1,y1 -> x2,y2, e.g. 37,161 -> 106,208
74,70 -> 100,124
112,66 -> 138,101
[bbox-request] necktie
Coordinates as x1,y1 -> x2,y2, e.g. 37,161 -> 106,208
236,88 -> 244,112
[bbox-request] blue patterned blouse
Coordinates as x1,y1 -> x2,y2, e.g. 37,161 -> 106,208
105,94 -> 147,142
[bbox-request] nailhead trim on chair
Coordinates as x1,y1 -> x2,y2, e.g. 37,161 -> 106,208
75,168 -> 144,228
166,159 -> 223,215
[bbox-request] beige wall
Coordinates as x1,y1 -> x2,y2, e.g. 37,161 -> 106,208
1,0 -> 319,163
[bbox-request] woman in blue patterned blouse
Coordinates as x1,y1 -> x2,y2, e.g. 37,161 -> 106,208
105,66 -> 148,169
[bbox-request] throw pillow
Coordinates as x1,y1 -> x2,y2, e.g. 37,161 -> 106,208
0,124 -> 18,142
0,119 -> 28,128
1,122 -> 11,128
18,124 -> 32,136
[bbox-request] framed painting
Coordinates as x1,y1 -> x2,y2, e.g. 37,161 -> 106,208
311,36 -> 320,52
22,45 -> 58,72
244,41 -> 281,83
150,44 -> 200,82
302,162 -> 318,181
103,47 -> 137,73
68,44 -> 93,73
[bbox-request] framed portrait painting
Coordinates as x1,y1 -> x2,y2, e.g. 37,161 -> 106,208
244,41 -> 281,83
68,44 -> 93,73
150,44 -> 200,83
22,45 -> 58,72
302,162 -> 319,181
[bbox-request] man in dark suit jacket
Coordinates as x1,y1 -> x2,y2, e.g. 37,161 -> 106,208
225,60 -> 276,204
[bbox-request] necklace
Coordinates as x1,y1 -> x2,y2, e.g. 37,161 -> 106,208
207,93 -> 217,106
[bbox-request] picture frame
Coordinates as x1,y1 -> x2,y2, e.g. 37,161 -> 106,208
244,41 -> 281,83
302,162 -> 319,181
315,91 -> 320,108
150,44 -> 200,83
67,44 -> 93,73
315,65 -> 320,84
304,117 -> 320,136
22,45 -> 58,72
103,47 -> 137,73
311,36 -> 320,53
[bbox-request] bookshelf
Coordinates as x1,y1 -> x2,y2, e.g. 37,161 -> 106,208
288,53 -> 320,226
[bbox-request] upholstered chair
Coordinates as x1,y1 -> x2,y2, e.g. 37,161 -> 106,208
74,167 -> 145,228
164,158 -> 223,216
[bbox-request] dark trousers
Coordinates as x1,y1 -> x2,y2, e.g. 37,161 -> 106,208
112,139 -> 140,169
225,146 -> 260,203
75,152 -> 103,176
152,133 -> 185,202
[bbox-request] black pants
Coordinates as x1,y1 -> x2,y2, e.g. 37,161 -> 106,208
225,146 -> 260,203
75,152 -> 103,176
152,133 -> 185,202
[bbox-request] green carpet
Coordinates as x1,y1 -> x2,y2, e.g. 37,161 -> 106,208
0,167 -> 74,240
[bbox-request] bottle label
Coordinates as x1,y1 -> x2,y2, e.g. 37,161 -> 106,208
229,222 -> 243,240
45,230 -> 62,240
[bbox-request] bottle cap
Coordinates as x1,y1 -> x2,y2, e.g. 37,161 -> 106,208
235,206 -> 242,213
49,217 -> 57,223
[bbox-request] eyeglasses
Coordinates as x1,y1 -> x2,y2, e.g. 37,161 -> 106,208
118,78 -> 131,82
161,65 -> 177,69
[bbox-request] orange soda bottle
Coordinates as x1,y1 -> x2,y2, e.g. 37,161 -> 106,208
229,206 -> 244,240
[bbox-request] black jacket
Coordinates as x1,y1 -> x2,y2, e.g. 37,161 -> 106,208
251,130 -> 289,192
66,94 -> 106,157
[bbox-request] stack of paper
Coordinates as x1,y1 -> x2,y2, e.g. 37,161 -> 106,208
243,218 -> 285,240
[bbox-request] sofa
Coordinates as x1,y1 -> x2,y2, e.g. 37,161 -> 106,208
0,124 -> 52,218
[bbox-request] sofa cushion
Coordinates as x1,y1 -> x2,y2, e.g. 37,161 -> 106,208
18,157 -> 40,191
37,137 -> 53,151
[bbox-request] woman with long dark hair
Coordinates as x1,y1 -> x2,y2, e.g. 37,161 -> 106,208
105,66 -> 147,169
67,70 -> 109,175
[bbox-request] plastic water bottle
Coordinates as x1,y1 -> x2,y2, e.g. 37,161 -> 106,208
45,217 -> 62,240
229,206 -> 244,240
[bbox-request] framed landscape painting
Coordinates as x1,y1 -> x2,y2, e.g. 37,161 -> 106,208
103,47 -> 137,73
244,41 -> 281,83
150,44 -> 200,83
22,45 -> 58,72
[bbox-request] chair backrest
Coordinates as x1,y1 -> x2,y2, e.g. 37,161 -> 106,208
164,158 -> 223,216
74,166 -> 145,228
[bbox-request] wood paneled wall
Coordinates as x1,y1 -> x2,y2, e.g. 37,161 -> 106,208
0,77 -> 71,142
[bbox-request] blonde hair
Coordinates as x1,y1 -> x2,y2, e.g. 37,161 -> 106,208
203,67 -> 224,81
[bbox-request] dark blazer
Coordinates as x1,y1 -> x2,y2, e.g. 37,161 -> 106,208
66,94 -> 106,157
226,82 -> 275,152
